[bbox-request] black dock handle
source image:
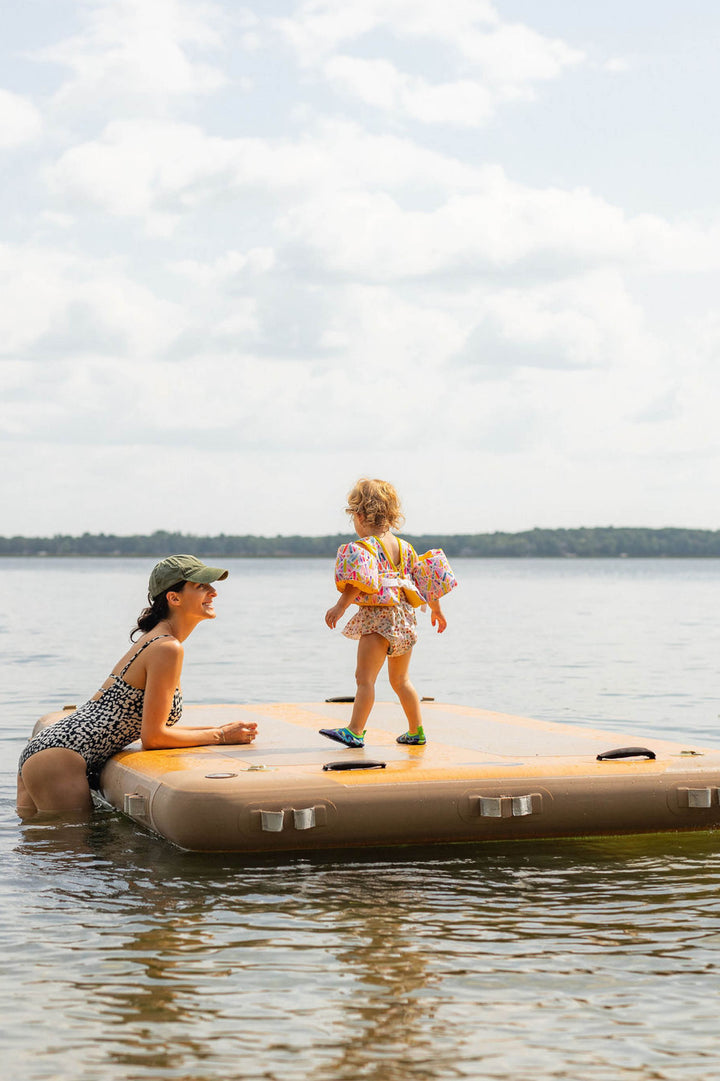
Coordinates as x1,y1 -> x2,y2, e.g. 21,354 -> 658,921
597,746 -> 656,761
323,760 -> 387,771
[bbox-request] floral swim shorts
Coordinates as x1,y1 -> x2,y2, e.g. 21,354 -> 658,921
342,599 -> 418,657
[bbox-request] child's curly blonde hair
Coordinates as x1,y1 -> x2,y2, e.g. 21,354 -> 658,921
345,478 -> 404,532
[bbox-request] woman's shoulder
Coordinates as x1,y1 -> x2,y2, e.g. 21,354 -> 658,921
150,632 -> 183,651
141,633 -> 184,664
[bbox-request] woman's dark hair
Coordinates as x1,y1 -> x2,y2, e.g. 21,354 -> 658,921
130,580 -> 186,640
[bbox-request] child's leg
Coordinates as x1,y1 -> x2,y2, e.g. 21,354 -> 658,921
387,648 -> 423,734
348,633 -> 388,735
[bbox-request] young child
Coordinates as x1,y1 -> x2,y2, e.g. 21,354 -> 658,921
321,478 -> 457,748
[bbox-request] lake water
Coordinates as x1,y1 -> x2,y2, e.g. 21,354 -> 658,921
2,557 -> 720,1080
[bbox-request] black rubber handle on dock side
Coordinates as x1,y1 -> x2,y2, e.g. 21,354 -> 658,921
597,746 -> 656,761
323,760 -> 387,771
324,695 -> 434,702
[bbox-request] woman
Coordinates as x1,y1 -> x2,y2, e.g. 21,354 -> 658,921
17,554 -> 257,818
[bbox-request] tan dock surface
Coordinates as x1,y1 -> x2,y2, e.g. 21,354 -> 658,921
34,702 -> 720,852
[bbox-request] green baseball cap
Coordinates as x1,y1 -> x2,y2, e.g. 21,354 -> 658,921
149,554 -> 229,599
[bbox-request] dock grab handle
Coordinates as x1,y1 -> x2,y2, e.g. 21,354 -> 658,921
597,746 -> 656,761
323,760 -> 387,771
325,696 -> 434,702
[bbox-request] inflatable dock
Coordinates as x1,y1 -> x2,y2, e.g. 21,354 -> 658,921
32,701 -> 720,852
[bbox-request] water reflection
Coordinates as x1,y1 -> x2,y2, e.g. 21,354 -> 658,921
5,810 -> 720,1079
299,869 -> 443,1081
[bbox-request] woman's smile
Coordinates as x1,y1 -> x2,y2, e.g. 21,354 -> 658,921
183,582 -> 218,619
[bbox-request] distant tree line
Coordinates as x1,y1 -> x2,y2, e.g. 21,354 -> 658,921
2,527 -> 720,558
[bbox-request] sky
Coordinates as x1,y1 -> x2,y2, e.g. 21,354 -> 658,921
2,0 -> 720,538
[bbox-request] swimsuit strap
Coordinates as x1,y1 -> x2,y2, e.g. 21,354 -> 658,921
117,634 -> 172,679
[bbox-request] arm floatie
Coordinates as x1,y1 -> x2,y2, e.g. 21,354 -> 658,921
334,541 -> 379,595
412,549 -> 458,602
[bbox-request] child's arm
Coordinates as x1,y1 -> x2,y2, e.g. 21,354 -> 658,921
429,601 -> 447,633
325,586 -> 360,629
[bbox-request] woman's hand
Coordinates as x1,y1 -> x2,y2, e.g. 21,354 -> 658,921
218,721 -> 257,745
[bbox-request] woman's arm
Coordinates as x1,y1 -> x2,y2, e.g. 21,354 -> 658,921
140,639 -> 256,748
143,720 -> 257,748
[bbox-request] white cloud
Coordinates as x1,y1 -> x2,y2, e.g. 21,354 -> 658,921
278,173 -> 720,280
458,21 -> 583,87
459,270 -> 660,373
47,119 -> 237,231
603,57 -> 632,73
318,283 -> 467,370
37,0 -> 228,114
169,248 -> 276,285
275,0 -> 584,125
323,57 -> 496,126
273,0 -> 501,64
0,244 -> 183,360
45,116 -> 720,280
38,211 -> 76,230
0,88 -> 42,147
213,300 -> 260,340
45,117 -> 477,231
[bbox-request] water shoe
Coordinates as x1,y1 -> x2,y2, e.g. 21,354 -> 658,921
396,728 -> 426,746
319,726 -> 365,749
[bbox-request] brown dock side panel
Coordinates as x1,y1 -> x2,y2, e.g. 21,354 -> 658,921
32,702 -> 720,852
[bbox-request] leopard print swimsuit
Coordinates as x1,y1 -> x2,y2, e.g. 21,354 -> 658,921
18,634 -> 182,783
